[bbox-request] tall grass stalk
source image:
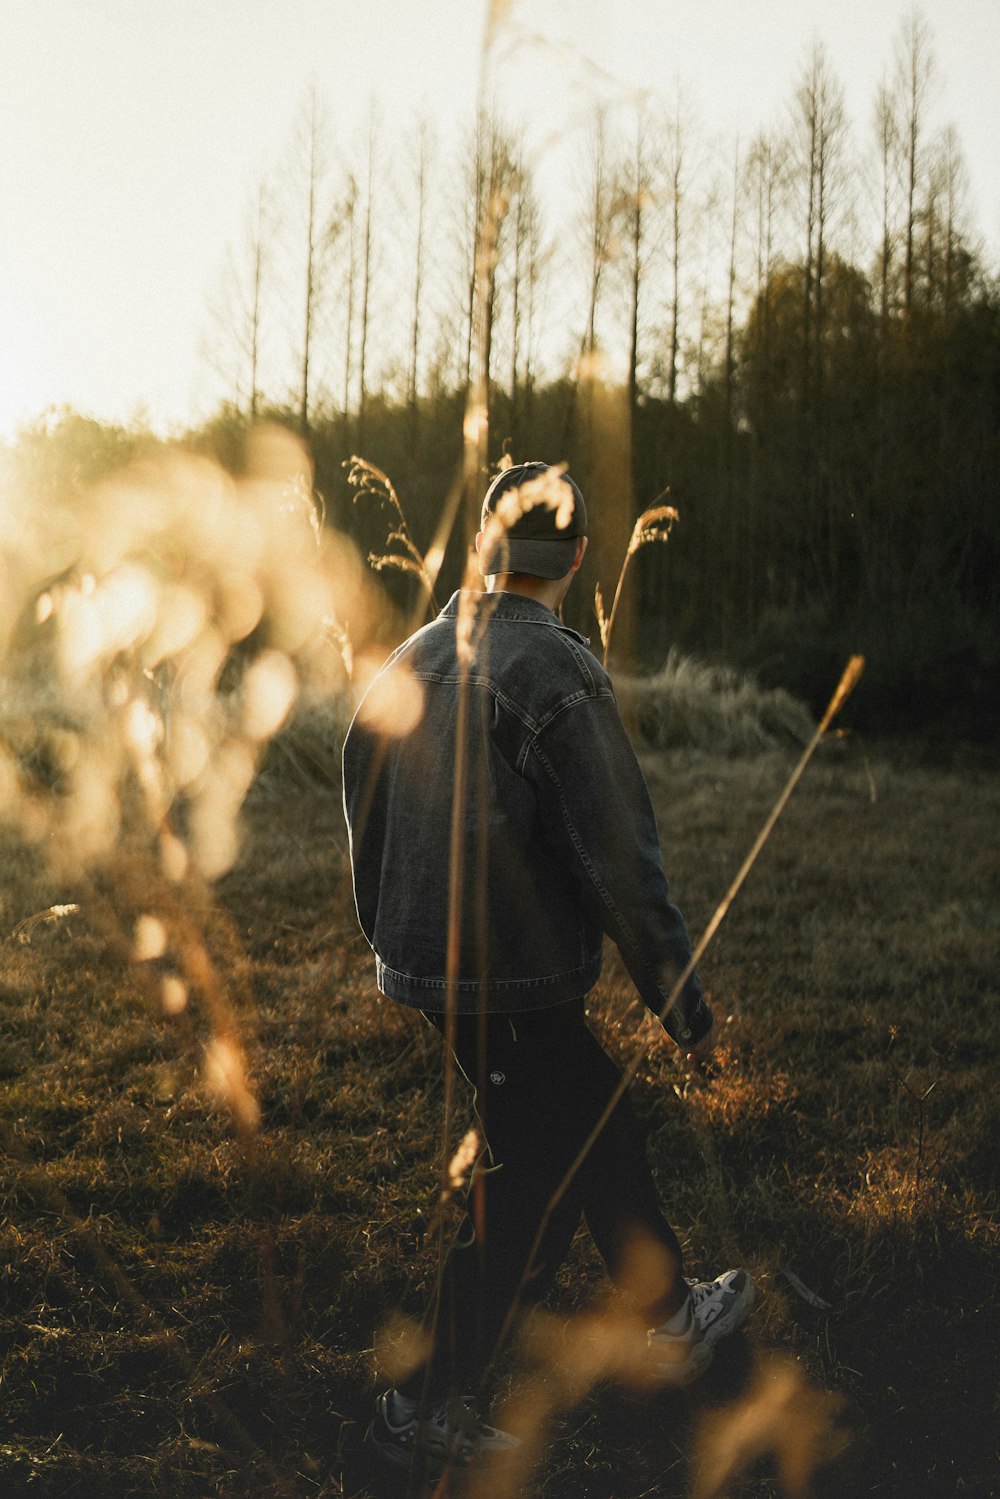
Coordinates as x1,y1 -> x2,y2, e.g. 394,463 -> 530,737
345,456 -> 439,609
487,655 -> 865,1387
595,500 -> 679,668
405,123 -> 510,1477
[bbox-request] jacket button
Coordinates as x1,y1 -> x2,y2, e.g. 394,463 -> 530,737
680,1028 -> 692,1040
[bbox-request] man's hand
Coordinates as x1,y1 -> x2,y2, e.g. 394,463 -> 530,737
683,1020 -> 717,1063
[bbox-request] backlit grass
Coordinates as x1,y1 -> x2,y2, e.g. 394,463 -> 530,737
2,741 -> 997,1496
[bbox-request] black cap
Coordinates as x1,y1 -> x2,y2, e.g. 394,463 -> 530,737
478,462 -> 587,579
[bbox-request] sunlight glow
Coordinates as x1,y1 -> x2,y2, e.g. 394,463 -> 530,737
463,403 -> 488,445
242,650 -> 298,740
133,915 -> 168,962
159,832 -> 189,884
167,714 -> 212,790
353,653 -> 424,738
203,1036 -> 260,1132
0,341 -> 24,440
161,975 -> 188,1016
123,698 -> 162,759
142,584 -> 209,670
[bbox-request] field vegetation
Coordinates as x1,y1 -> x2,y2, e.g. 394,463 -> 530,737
2,688 -> 997,1495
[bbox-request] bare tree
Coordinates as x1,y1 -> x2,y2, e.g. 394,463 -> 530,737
406,116 -> 435,441
872,75 -> 899,332
792,42 -> 851,597
934,124 -> 971,318
289,85 -> 337,436
205,173 -> 277,418
520,165 -> 549,438
460,122 -> 485,397
453,112 -> 514,406
745,131 -> 788,307
615,105 -> 655,435
742,127 -> 789,412
693,167 -> 724,397
503,139 -> 548,447
724,135 -> 741,435
794,43 -> 849,414
243,182 -> 270,420
480,119 -> 516,438
740,129 -> 789,626
893,8 -> 937,318
581,105 -> 616,369
561,105 -> 617,453
340,174 -> 359,429
663,87 -> 694,407
356,103 -> 381,448
444,109 -> 517,536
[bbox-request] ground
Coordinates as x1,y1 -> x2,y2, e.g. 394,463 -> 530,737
1,740 -> 997,1497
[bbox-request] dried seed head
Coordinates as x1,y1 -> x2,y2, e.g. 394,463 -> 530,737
447,1126 -> 482,1193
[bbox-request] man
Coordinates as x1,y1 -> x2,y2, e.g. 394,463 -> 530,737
342,462 -> 754,1474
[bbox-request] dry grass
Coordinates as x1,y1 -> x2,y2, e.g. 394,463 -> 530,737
1,740 -> 998,1497
616,651 -> 816,755
0,403 -> 993,1497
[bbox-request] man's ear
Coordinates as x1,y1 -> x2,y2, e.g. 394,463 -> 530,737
571,535 -> 588,572
475,531 -> 484,554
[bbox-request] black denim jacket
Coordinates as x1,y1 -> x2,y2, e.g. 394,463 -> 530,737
342,590 -> 712,1046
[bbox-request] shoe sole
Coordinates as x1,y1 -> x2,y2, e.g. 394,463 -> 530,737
652,1336 -> 716,1387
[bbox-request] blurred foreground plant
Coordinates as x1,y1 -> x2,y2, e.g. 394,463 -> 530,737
0,424 -> 387,1131
1,426 -> 371,876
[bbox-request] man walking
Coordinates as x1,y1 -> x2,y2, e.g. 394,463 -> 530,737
342,462 -> 754,1473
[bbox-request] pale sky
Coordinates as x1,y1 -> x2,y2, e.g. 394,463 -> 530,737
0,0 -> 997,437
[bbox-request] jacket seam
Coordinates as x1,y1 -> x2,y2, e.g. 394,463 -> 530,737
485,615 -> 590,646
535,683 -> 616,735
410,672 -> 538,733
550,631 -> 599,695
410,673 -> 612,740
439,597 -> 589,647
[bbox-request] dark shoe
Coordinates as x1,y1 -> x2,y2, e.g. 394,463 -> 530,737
369,1388 -> 521,1474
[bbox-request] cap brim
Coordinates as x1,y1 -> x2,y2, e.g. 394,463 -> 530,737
478,536 -> 579,580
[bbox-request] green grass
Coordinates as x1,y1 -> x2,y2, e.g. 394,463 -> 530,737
1,742 -> 998,1497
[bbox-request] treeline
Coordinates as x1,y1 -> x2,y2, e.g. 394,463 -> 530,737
11,12 -> 1000,737
200,12 -> 998,735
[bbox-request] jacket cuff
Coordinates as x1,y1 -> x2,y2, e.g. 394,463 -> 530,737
660,989 -> 714,1047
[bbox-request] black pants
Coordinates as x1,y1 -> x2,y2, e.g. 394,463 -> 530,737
402,998 -> 686,1398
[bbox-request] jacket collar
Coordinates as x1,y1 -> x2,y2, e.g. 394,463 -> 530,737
440,589 -> 591,647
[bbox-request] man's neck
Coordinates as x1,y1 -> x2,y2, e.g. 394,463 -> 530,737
485,573 -> 566,612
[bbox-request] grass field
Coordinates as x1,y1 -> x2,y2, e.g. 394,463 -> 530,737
1,736 -> 998,1498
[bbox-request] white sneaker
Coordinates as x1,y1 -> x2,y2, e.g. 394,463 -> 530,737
369,1388 -> 521,1473
648,1268 -> 756,1385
